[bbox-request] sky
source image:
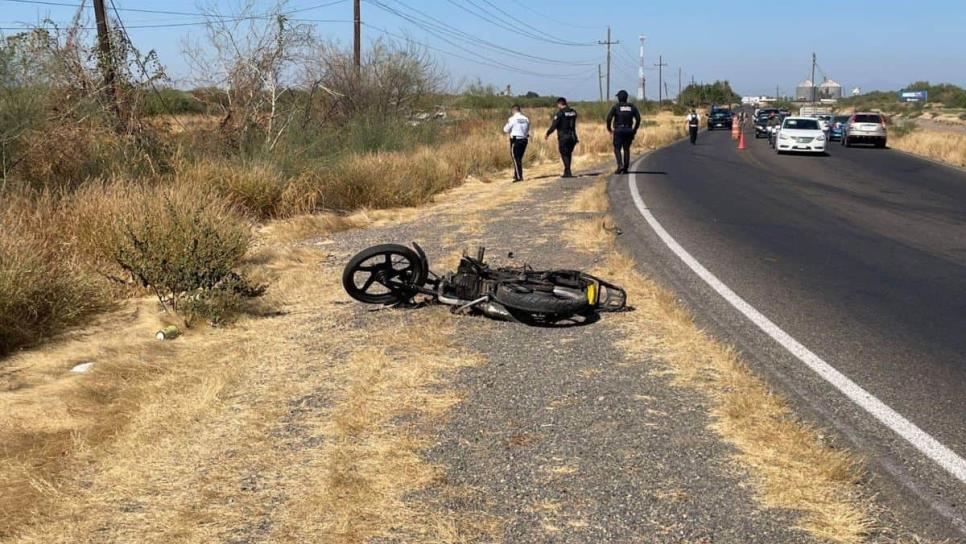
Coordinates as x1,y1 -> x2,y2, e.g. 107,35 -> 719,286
3,0 -> 966,100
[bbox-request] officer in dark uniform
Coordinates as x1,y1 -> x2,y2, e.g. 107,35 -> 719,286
545,97 -> 578,178
606,90 -> 641,174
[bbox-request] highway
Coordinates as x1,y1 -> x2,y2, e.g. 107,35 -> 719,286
609,123 -> 966,539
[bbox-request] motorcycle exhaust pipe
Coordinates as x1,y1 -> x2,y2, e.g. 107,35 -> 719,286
482,301 -> 513,321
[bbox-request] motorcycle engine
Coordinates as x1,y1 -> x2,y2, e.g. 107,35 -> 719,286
445,260 -> 483,300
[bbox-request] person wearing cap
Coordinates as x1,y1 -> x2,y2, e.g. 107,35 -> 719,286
685,108 -> 700,145
606,90 -> 641,174
545,97 -> 579,178
503,104 -> 531,182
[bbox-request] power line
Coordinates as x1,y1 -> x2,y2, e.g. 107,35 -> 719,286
0,17 -> 351,31
471,0 -> 596,47
504,0 -> 598,30
366,0 -> 596,66
362,22 -> 588,80
0,0 -> 349,19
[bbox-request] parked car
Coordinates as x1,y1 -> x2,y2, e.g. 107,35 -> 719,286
842,112 -> 887,148
828,115 -> 850,141
775,116 -> 827,154
707,109 -> 733,130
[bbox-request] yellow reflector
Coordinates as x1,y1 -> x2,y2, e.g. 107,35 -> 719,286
586,283 -> 597,304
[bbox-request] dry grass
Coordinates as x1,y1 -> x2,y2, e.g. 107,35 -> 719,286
889,129 -> 966,167
0,169 -> 541,542
564,182 -> 874,543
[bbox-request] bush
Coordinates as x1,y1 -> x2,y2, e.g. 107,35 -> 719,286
178,159 -> 287,220
0,202 -> 108,354
114,186 -> 263,325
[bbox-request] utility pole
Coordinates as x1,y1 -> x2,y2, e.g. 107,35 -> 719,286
776,84 -> 780,101
92,0 -> 120,119
353,0 -> 361,70
637,35 -> 645,101
678,66 -> 682,98
654,55 -> 668,106
810,52 -> 817,103
598,64 -> 604,102
598,27 -> 619,99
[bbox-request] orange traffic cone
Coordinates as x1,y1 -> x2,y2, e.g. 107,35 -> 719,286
738,130 -> 746,150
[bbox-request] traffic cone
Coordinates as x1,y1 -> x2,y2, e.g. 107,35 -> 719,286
731,122 -> 740,140
738,130 -> 746,150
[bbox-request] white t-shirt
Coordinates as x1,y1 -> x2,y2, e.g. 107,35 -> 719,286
503,112 -> 531,138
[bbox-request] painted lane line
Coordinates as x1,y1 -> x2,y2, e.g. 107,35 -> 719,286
627,168 -> 966,484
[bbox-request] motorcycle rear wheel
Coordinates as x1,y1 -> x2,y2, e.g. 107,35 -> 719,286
493,281 -> 591,319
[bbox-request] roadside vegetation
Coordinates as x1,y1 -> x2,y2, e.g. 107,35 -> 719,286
0,4 -> 681,354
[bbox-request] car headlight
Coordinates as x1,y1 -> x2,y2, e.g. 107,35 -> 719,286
816,134 -> 826,141
778,133 -> 789,140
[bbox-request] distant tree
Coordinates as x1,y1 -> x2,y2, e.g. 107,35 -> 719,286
524,91 -> 540,98
677,80 -> 740,107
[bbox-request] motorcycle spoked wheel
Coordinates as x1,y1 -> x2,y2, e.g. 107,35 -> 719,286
342,244 -> 428,305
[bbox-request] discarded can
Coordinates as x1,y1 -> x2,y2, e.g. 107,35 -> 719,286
156,325 -> 181,341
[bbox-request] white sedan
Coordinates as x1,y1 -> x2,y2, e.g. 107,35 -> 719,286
775,117 -> 827,154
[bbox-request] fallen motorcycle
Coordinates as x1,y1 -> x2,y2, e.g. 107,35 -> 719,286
342,243 -> 626,324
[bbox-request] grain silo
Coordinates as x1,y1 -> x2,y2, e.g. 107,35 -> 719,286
795,79 -> 815,101
819,79 -> 842,99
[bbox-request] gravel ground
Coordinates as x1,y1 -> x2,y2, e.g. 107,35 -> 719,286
329,162 -> 818,543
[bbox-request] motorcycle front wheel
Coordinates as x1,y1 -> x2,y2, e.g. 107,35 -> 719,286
342,244 -> 427,304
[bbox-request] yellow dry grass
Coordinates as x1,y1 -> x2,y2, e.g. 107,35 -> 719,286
890,129 -> 966,167
564,180 -> 874,543
0,163 -> 553,542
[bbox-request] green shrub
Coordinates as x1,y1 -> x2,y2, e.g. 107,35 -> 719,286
114,186 -> 263,325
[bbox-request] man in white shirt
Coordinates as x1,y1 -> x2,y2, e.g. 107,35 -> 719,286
503,104 -> 530,182
685,108 -> 700,145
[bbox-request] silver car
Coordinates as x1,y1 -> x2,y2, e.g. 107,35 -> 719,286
842,112 -> 887,148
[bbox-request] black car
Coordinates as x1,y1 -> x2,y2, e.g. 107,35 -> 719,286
754,113 -> 771,138
707,110 -> 733,130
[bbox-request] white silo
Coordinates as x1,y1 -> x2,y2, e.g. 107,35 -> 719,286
819,79 -> 842,99
795,79 -> 815,101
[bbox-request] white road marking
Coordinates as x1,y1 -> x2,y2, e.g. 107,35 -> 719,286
627,166 -> 966,484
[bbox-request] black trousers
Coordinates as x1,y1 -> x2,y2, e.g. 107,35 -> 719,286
510,137 -> 528,180
558,134 -> 577,174
689,125 -> 698,144
613,131 -> 634,171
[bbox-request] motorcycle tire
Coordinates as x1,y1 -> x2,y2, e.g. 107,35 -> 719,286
342,244 -> 427,305
493,282 -> 591,317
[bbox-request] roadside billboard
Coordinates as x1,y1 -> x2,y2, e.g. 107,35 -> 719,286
898,90 -> 928,102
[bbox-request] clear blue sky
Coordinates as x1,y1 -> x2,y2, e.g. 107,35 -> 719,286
4,0 -> 965,100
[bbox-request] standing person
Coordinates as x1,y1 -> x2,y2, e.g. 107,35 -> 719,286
606,90 -> 641,174
686,108 -> 700,144
766,112 -> 781,147
545,97 -> 579,178
503,104 -> 530,182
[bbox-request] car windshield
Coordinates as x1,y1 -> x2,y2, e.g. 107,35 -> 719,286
834,116 -> 850,123
783,119 -> 820,130
854,114 -> 882,123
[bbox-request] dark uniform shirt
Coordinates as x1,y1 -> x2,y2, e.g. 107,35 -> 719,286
606,102 -> 641,134
546,107 -> 578,140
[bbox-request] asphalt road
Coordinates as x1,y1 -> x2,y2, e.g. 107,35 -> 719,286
609,124 -> 966,540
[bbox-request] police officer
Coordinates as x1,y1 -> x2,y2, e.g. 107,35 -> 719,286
606,90 -> 641,174
686,108 -> 700,145
503,104 -> 530,182
766,112 -> 781,147
545,97 -> 578,178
